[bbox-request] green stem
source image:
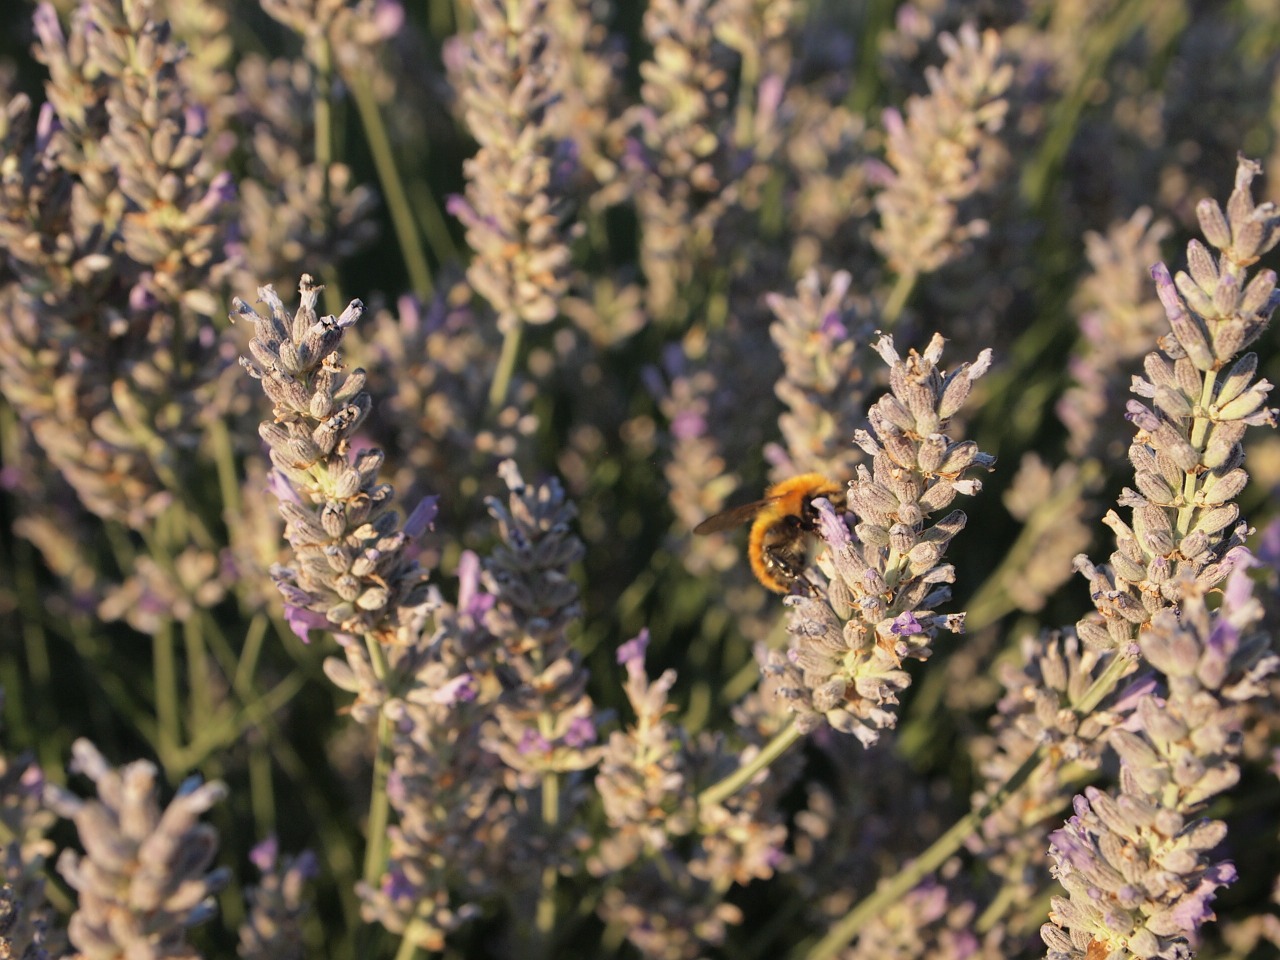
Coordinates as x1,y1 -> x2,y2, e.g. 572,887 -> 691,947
536,770 -> 561,950
153,618 -> 180,774
347,70 -> 435,299
1176,367 -> 1220,535
881,270 -> 917,326
698,718 -> 803,809
362,635 -> 396,891
489,318 -> 524,412
183,614 -> 211,752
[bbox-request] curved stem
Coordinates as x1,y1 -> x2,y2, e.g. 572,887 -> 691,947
348,70 -> 435,299
698,718 -> 803,809
806,744 -> 1043,960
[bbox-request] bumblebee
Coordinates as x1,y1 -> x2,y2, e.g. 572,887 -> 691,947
692,473 -> 844,593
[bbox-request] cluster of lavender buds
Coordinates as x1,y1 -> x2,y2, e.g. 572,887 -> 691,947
235,276 -> 432,652
967,630 -> 1152,921
592,631 -> 788,959
625,0 -> 738,319
768,334 -> 994,740
237,837 -> 318,960
1059,208 -> 1173,462
1043,564 -> 1278,958
479,460 -> 597,782
481,458 -> 599,773
232,54 -> 379,295
765,269 -> 874,481
868,24 -> 1012,279
362,559 -> 499,950
445,0 -> 578,337
0,0 -> 233,527
44,739 -> 229,958
1073,156 -> 1279,653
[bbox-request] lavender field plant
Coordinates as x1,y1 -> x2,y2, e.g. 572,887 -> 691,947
3,2 -> 1280,959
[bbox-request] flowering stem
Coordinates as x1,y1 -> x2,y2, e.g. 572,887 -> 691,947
697,718 -> 803,809
536,769 -> 560,948
489,318 -> 523,411
881,270 -> 917,326
348,70 -> 435,299
1073,647 -> 1136,714
806,744 -> 1043,960
362,636 -> 395,891
152,618 -> 180,773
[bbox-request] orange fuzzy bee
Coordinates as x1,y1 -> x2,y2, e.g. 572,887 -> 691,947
692,473 -> 844,593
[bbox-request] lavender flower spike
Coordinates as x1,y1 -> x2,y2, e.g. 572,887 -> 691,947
766,333 -> 994,741
1043,563 -> 1278,959
236,275 -> 431,643
45,740 -> 230,959
1073,156 -> 1279,654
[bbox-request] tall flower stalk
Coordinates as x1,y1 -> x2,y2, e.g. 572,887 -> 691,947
1073,156 -> 1278,655
236,274 -> 435,893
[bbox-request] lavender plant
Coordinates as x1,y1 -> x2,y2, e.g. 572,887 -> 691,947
4,2 -> 1280,959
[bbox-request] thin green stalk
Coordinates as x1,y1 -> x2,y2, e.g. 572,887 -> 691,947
489,318 -> 523,412
183,614 -> 211,751
698,718 -> 803,809
805,746 -> 1042,959
347,70 -> 435,299
153,617 -> 181,774
362,635 -> 396,890
536,770 -> 561,949
1176,367 -> 1220,534
881,270 -> 917,326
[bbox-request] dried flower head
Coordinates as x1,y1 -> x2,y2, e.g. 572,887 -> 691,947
1044,563 -> 1278,958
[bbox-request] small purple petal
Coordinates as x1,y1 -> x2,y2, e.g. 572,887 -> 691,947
383,866 -> 416,901
294,850 -> 319,880
403,496 -> 439,538
285,605 -> 329,644
249,836 -> 279,872
617,628 -> 650,666
431,673 -> 478,705
564,715 -> 597,748
814,498 -> 851,550
820,310 -> 849,341
670,408 -> 706,440
1257,517 -> 1280,569
518,729 -> 551,755
890,611 -> 923,636
267,469 -> 302,505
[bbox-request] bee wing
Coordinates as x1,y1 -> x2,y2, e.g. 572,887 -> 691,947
692,497 -> 776,535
